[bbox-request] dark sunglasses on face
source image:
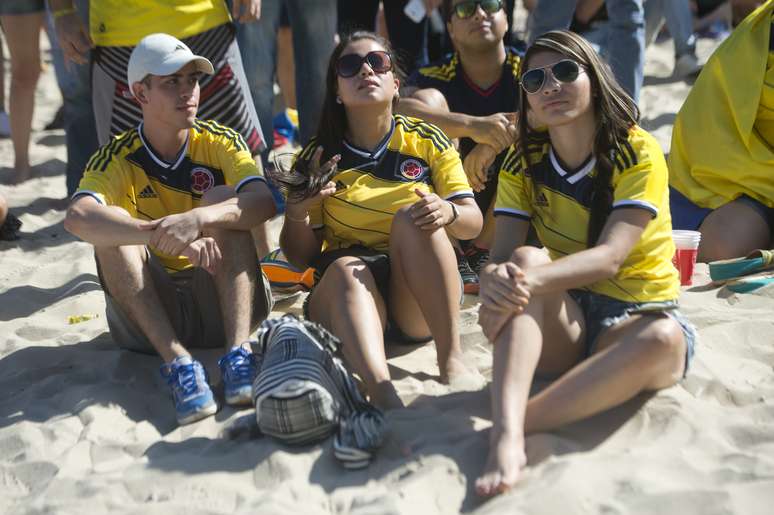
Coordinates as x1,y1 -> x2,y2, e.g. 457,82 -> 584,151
336,50 -> 393,78
520,59 -> 584,94
453,0 -> 503,19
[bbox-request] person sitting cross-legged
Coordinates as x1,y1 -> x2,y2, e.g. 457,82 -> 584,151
64,34 -> 276,426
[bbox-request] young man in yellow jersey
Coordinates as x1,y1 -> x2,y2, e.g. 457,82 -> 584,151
65,34 -> 276,426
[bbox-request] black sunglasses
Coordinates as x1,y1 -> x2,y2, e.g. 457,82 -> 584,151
336,50 -> 393,78
453,0 -> 503,19
520,59 -> 583,94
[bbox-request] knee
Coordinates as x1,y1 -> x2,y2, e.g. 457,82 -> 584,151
411,88 -> 450,112
200,185 -> 235,207
643,318 -> 686,388
320,257 -> 370,290
510,246 -> 551,269
391,206 -> 420,234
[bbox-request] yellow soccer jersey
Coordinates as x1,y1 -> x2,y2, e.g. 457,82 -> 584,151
299,115 -> 473,252
495,126 -> 679,303
754,49 -> 774,148
90,0 -> 230,47
75,119 -> 265,272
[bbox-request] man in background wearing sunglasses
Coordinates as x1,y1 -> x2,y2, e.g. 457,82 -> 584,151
527,0 -> 645,102
399,0 -> 521,295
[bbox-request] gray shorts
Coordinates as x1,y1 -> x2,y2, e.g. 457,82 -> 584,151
568,289 -> 697,375
98,249 -> 274,354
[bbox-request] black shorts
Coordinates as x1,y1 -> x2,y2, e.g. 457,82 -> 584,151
303,246 -> 463,344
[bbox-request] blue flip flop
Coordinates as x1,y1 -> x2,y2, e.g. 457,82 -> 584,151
726,272 -> 774,293
709,249 -> 774,282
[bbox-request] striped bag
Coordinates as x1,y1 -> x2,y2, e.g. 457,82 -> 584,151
252,315 -> 386,469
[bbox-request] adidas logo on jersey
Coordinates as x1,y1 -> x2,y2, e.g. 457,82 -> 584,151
535,191 -> 549,207
138,185 -> 157,199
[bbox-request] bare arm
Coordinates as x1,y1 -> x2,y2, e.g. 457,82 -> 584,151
480,209 -> 652,330
397,95 -> 476,140
197,181 -> 276,231
279,204 -> 326,270
64,195 -> 152,247
398,93 -> 517,152
520,208 -> 652,295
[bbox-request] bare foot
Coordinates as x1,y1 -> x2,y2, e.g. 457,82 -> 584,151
370,380 -> 405,411
475,429 -> 527,497
440,353 -> 485,390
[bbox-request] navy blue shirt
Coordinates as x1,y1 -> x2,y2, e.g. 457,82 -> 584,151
407,46 -> 522,161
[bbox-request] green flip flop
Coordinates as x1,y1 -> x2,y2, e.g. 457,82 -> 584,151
709,249 -> 774,282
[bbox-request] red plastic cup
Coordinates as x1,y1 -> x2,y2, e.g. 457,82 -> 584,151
672,230 -> 701,286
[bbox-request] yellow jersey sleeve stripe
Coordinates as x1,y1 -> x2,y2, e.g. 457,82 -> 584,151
395,116 -> 452,152
87,135 -> 124,172
92,131 -> 140,172
195,119 -> 249,153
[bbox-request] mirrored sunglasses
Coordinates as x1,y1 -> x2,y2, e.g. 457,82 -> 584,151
520,59 -> 583,94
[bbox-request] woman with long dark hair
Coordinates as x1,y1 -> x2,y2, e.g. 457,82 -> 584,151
475,30 -> 696,495
275,31 -> 483,410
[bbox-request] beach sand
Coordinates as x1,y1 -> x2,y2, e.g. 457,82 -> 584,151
2,22 -> 774,515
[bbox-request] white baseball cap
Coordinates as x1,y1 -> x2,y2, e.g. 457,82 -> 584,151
127,33 -> 214,97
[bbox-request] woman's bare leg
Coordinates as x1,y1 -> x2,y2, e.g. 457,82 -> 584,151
477,249 -> 688,496
525,315 -> 687,433
698,199 -> 771,262
307,256 -> 403,409
388,207 -> 474,383
476,246 -> 586,497
1,13 -> 43,183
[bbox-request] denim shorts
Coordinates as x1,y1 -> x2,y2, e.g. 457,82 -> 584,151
670,187 -> 774,232
568,289 -> 696,375
0,0 -> 44,15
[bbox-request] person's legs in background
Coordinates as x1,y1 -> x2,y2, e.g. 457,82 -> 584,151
527,0 -> 577,43
46,0 -> 98,198
234,0 -> 281,164
527,0 -> 643,101
285,0 -> 337,147
276,17 -> 296,111
0,34 -> 9,138
1,11 -> 44,184
382,0 -> 429,69
645,0 -> 701,78
604,0 -> 645,102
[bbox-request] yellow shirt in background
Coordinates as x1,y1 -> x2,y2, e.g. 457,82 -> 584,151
90,0 -> 230,47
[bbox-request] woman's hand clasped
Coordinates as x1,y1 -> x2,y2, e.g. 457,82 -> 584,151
478,262 -> 532,342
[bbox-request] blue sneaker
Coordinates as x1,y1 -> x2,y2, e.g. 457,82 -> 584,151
160,357 -> 218,425
218,346 -> 258,406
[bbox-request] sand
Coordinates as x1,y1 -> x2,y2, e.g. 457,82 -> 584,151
2,17 -> 774,515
